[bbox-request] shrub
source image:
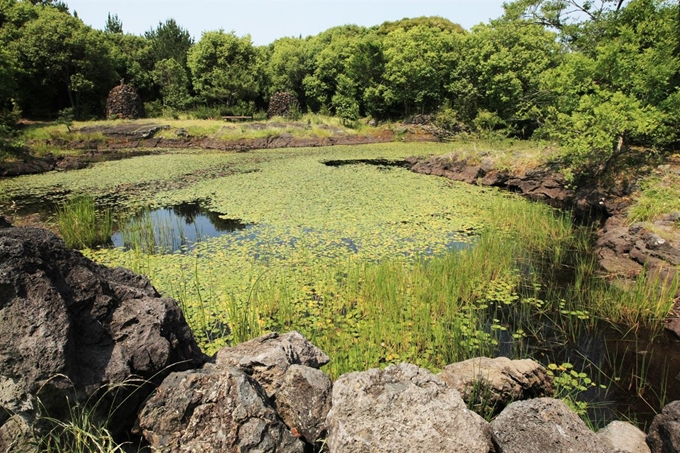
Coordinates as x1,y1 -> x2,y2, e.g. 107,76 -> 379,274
143,100 -> 163,118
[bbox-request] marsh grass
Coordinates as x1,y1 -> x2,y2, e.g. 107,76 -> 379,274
11,143 -> 677,424
582,271 -> 678,327
117,210 -> 199,254
56,196 -> 113,249
18,115 -> 364,146
425,138 -> 558,173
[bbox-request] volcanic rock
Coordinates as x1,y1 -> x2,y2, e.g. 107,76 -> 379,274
136,366 -> 304,453
214,331 -> 329,398
438,356 -> 554,417
491,398 -> 610,453
647,400 -> 680,453
325,363 -> 492,453
0,223 -> 205,446
106,83 -> 144,120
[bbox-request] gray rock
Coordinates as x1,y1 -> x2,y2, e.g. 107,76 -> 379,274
438,356 -> 553,416
662,212 -> 680,223
491,398 -> 609,453
598,421 -> 650,453
644,233 -> 668,250
215,331 -> 329,397
136,366 -> 304,453
647,400 -> 680,453
0,225 -> 205,444
325,363 -> 492,453
275,364 -> 332,444
0,415 -> 34,453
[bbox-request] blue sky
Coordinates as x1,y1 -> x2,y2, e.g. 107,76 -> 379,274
64,0 -> 508,45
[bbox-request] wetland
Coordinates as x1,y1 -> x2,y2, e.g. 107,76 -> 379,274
1,141 -> 678,428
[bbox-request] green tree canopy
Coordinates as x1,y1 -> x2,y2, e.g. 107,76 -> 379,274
377,16 -> 466,35
105,32 -> 154,98
532,0 -> 680,173
145,18 -> 193,66
374,25 -> 460,116
104,12 -> 123,34
449,19 -> 560,133
3,2 -> 116,117
187,30 -> 261,106
152,57 -> 191,110
301,25 -> 368,112
265,37 -> 307,99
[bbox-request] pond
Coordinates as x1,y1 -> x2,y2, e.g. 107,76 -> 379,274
2,142 -> 678,428
111,198 -> 472,256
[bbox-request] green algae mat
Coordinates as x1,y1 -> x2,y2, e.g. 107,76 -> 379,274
0,143 -> 628,377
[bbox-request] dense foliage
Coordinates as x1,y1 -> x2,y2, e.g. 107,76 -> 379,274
0,0 -> 678,171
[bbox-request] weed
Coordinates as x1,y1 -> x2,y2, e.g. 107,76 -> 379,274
30,375 -> 149,453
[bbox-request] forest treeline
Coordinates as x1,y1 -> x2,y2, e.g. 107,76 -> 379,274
0,0 -> 679,173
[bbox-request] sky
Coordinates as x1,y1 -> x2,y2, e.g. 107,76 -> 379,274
63,0 -> 508,46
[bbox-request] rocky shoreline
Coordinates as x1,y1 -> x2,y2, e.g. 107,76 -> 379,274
408,152 -> 680,336
0,219 -> 678,452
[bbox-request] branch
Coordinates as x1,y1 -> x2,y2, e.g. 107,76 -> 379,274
568,0 -> 597,21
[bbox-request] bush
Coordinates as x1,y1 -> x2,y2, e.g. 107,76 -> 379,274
190,105 -> 220,120
57,108 -> 74,132
435,106 -> 468,134
0,101 -> 23,156
143,100 -> 163,118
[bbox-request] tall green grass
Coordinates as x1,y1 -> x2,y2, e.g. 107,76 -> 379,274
56,196 -> 113,250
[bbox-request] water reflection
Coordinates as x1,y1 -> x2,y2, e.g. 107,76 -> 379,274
111,202 -> 250,253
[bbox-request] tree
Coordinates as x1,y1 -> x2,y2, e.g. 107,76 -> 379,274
6,4 -> 116,117
266,37 -> 307,99
27,0 -> 68,12
152,58 -> 191,109
502,0 -> 630,47
105,32 -> 154,100
377,25 -> 460,116
302,25 -> 368,112
532,0 -> 680,173
332,74 -> 360,125
104,12 -> 122,34
449,19 -> 561,134
0,47 -> 19,141
187,30 -> 261,106
344,31 -> 385,118
553,90 -> 663,173
145,18 -> 193,67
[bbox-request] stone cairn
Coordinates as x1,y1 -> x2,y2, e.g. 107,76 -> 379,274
403,114 -> 436,125
106,81 -> 144,120
267,91 -> 300,119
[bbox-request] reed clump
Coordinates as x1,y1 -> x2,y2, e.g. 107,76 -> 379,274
56,196 -> 113,250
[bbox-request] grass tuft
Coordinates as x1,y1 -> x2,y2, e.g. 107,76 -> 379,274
56,196 -> 113,250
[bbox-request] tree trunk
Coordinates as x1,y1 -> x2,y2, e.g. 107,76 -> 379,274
601,133 -> 630,175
